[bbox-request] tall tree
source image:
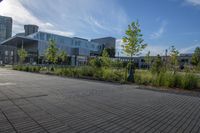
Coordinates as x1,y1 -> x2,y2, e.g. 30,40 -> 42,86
122,20 -> 147,81
45,40 -> 58,64
191,47 -> 200,66
122,21 -> 147,58
17,48 -> 28,64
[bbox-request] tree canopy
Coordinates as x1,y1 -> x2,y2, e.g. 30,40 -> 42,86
191,47 -> 200,66
58,50 -> 68,63
17,48 -> 28,64
45,40 -> 58,64
169,46 -> 179,66
122,21 -> 147,58
101,49 -> 111,68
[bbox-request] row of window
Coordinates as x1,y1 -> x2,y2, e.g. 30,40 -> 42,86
31,32 -> 100,51
0,50 -> 14,56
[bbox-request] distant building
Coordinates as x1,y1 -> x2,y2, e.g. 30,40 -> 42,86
0,16 -> 12,42
179,53 -> 193,65
0,20 -> 117,65
116,53 -> 193,69
24,25 -> 39,36
1,30 -> 102,65
91,37 -> 116,57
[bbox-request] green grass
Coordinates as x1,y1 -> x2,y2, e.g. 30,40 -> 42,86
13,65 -> 200,90
135,70 -> 200,90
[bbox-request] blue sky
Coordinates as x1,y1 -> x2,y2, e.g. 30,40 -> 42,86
0,0 -> 200,55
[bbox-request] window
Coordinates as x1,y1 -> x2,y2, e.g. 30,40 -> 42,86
40,33 -> 45,40
5,57 -> 8,63
11,51 -> 13,56
5,51 -> 8,56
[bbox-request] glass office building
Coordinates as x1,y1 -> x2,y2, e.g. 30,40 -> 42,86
1,31 -> 102,64
0,16 -> 12,43
28,31 -> 101,57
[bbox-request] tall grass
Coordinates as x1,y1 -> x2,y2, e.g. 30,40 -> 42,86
135,70 -> 200,90
13,65 -> 199,90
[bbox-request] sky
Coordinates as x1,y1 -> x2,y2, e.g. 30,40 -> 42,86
0,0 -> 200,56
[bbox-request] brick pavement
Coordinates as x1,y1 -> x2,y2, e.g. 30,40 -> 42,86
0,68 -> 200,133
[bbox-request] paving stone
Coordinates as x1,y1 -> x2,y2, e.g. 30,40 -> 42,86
0,68 -> 200,132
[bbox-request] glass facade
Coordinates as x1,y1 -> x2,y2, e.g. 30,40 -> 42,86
28,31 -> 101,56
0,16 -> 12,43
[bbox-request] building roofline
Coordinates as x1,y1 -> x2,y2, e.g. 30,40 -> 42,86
28,31 -> 100,45
0,35 -> 38,45
0,15 -> 12,19
91,37 -> 116,41
30,31 -> 73,39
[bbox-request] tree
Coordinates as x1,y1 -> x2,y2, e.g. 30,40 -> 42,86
122,21 -> 147,58
45,40 -> 58,64
105,48 -> 115,57
17,48 -> 28,64
169,46 -> 179,72
191,47 -> 200,66
58,50 -> 67,64
101,49 -> 111,68
144,51 -> 151,69
122,20 -> 147,81
151,54 -> 163,73
89,58 -> 102,68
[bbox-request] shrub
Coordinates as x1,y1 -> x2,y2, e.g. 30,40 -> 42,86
79,66 -> 94,77
89,58 -> 102,68
134,70 -> 200,90
54,68 -> 63,76
102,68 -> 124,82
151,55 -> 163,73
13,65 -> 199,89
135,70 -> 152,85
181,73 -> 198,90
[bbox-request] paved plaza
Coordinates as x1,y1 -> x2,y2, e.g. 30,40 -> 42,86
0,68 -> 200,133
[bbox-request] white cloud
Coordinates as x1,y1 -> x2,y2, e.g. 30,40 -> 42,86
150,20 -> 168,39
116,38 -> 199,57
142,45 -> 169,56
0,0 -> 75,36
4,0 -> 128,38
185,0 -> 200,6
179,44 -> 200,53
115,39 -> 166,56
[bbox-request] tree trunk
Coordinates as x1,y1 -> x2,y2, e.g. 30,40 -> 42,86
127,55 -> 135,82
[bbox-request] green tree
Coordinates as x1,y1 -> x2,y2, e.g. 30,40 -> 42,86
101,49 -> 111,68
169,46 -> 179,72
105,48 -> 115,57
122,20 -> 147,81
122,21 -> 147,58
58,50 -> 67,64
17,48 -> 28,64
45,40 -> 58,64
89,58 -> 102,68
144,51 -> 151,69
191,47 -> 200,66
151,54 -> 163,73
